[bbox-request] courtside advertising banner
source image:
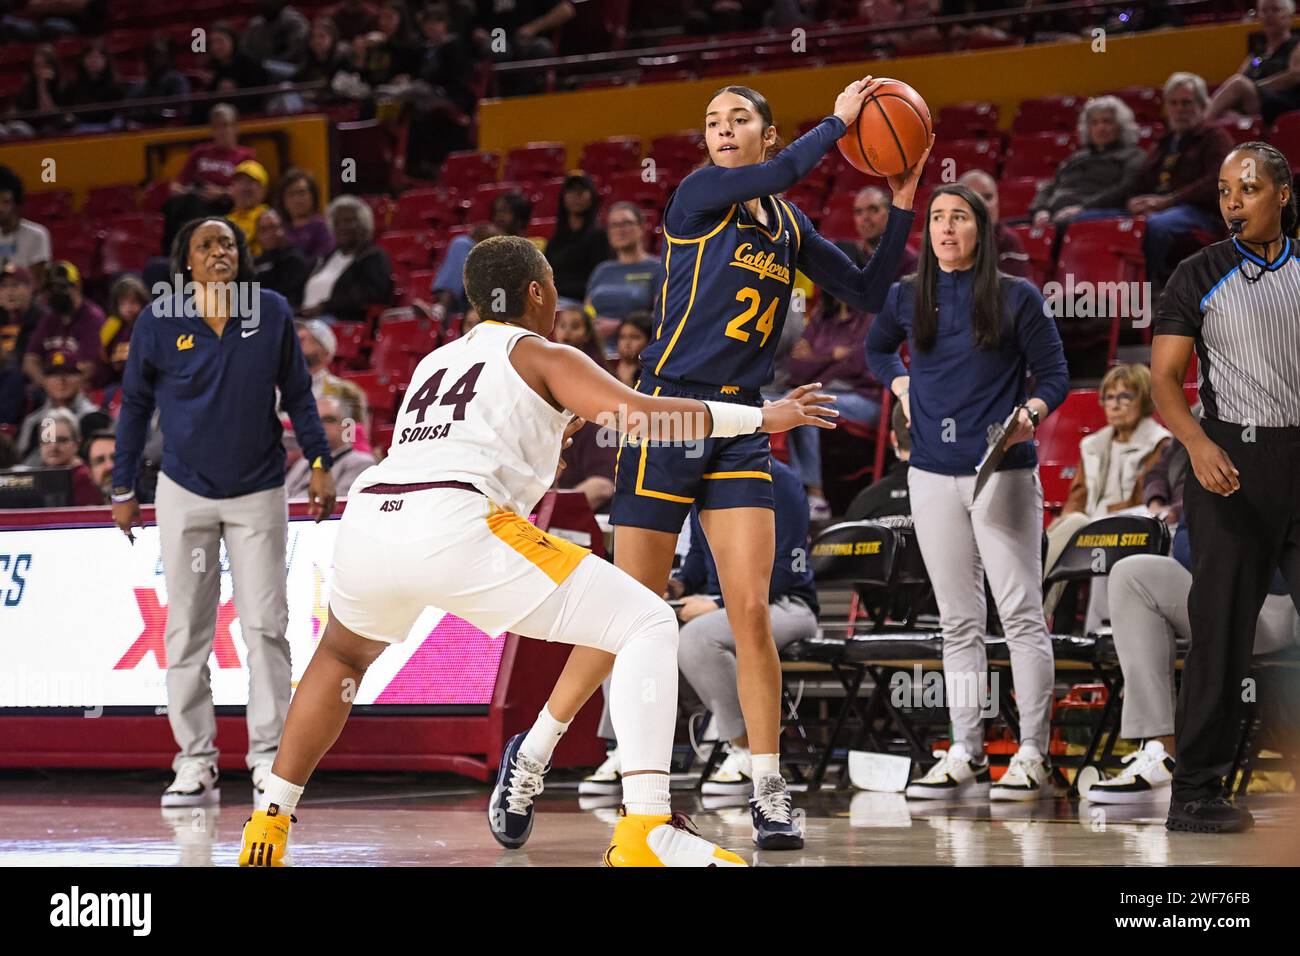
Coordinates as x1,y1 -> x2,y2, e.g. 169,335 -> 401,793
0,518 -> 507,709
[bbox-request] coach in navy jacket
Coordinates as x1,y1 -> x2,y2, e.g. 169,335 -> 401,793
110,217 -> 336,805
865,183 -> 1068,798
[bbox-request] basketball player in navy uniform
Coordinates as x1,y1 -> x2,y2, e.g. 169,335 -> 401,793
498,79 -> 932,851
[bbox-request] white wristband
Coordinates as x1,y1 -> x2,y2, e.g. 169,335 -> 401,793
111,490 -> 136,504
703,401 -> 763,438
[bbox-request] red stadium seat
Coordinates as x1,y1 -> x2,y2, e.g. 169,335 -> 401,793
391,188 -> 462,230
46,221 -> 98,279
1057,217 -> 1147,364
1211,115 -> 1261,145
399,269 -> 439,304
99,228 -> 153,276
83,184 -> 138,219
370,317 -> 441,380
924,137 -> 1001,184
1012,95 -> 1084,135
376,230 -> 435,273
360,194 -> 396,233
602,170 -> 669,208
648,131 -> 705,172
527,177 -> 567,218
1003,131 -> 1077,180
1271,111 -> 1300,166
580,137 -> 642,181
339,370 -> 404,419
504,142 -> 567,182
139,180 -> 172,215
1034,388 -> 1103,516
526,217 -> 557,242
818,205 -> 858,241
440,150 -> 500,192
998,177 -> 1040,222
831,165 -> 886,194
936,101 -> 1000,139
464,181 -> 527,222
24,190 -> 75,223
330,321 -> 372,372
1006,223 -> 1056,288
1108,85 -> 1163,125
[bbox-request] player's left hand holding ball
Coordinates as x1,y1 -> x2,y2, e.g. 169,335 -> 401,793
761,382 -> 838,434
887,132 -> 935,211
308,468 -> 337,522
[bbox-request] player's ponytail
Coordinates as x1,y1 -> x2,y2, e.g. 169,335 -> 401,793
707,85 -> 784,164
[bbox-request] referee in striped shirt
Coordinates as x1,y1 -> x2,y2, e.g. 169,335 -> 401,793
1151,142 -> 1298,833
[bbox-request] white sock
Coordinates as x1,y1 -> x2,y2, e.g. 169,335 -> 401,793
1019,744 -> 1044,763
751,753 -> 780,788
622,771 -> 671,816
261,773 -> 304,814
520,704 -> 571,767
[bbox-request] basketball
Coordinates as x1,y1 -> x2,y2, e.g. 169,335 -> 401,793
838,78 -> 933,177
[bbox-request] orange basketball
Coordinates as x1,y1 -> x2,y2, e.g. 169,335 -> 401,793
838,78 -> 933,177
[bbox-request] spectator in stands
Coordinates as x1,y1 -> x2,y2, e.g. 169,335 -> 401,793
556,416 -> 616,513
275,168 -> 334,263
404,3 -> 480,180
60,38 -> 125,130
1043,363 -> 1171,629
837,186 -> 919,280
546,174 -> 611,301
331,0 -> 379,41
6,44 -> 65,135
22,261 -> 103,387
0,432 -> 14,467
243,1 -> 312,75
1,0 -> 107,41
296,317 -> 369,429
1031,95 -> 1146,227
192,21 -> 270,122
225,160 -> 272,256
301,195 -> 393,323
128,33 -> 192,118
552,300 -> 608,366
0,260 -> 44,358
1206,0 -> 1300,127
285,394 -> 374,497
0,166 -> 53,286
784,289 -> 885,520
584,202 -> 662,327
674,458 -> 819,794
844,400 -> 912,521
82,428 -> 115,501
96,274 -> 148,389
28,406 -> 100,504
163,104 -> 255,253
353,1 -> 424,87
255,209 -> 311,309
1091,439 -> 1300,805
957,170 -> 1030,277
611,311 -> 651,388
0,308 -> 26,430
1088,72 -> 1234,290
469,0 -> 575,95
296,16 -> 351,91
1141,412 -> 1198,526
431,192 -> 530,315
17,348 -> 98,462
460,305 -> 482,332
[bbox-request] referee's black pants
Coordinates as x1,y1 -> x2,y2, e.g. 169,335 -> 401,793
1174,418 -> 1300,802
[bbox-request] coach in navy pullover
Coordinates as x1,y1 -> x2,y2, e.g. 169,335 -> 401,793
112,286 -> 333,500
865,269 -> 1069,475
673,458 -> 819,617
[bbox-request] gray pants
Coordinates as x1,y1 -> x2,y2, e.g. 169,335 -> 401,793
1108,554 -> 1300,740
155,471 -> 291,771
908,466 -> 1056,754
596,596 -> 818,741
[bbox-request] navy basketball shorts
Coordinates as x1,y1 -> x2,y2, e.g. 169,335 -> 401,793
610,376 -> 775,534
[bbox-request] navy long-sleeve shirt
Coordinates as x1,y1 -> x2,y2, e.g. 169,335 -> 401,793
673,458 -> 819,616
113,288 -> 332,499
866,269 -> 1069,476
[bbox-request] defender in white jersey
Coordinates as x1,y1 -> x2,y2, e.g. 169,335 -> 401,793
239,236 -> 837,867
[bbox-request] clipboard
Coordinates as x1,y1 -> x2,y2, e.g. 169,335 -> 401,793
972,406 -> 1023,502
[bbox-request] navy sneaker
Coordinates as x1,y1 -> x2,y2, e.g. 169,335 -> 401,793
488,732 -> 548,849
749,773 -> 805,850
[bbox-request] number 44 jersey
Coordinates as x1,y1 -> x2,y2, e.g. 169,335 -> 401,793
349,320 -> 575,515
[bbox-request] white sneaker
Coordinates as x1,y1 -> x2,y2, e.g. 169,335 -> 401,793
162,761 -> 220,807
701,746 -> 752,795
905,745 -> 990,800
578,748 -> 621,795
251,761 -> 273,797
1086,741 -> 1175,805
990,749 -> 1057,802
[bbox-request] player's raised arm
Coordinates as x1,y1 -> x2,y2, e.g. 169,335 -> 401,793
511,336 -> 837,440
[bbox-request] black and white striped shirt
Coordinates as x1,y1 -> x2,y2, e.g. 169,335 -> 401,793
1155,236 -> 1300,427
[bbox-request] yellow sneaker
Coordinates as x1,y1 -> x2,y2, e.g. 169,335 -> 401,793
602,808 -> 746,867
239,806 -> 294,867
